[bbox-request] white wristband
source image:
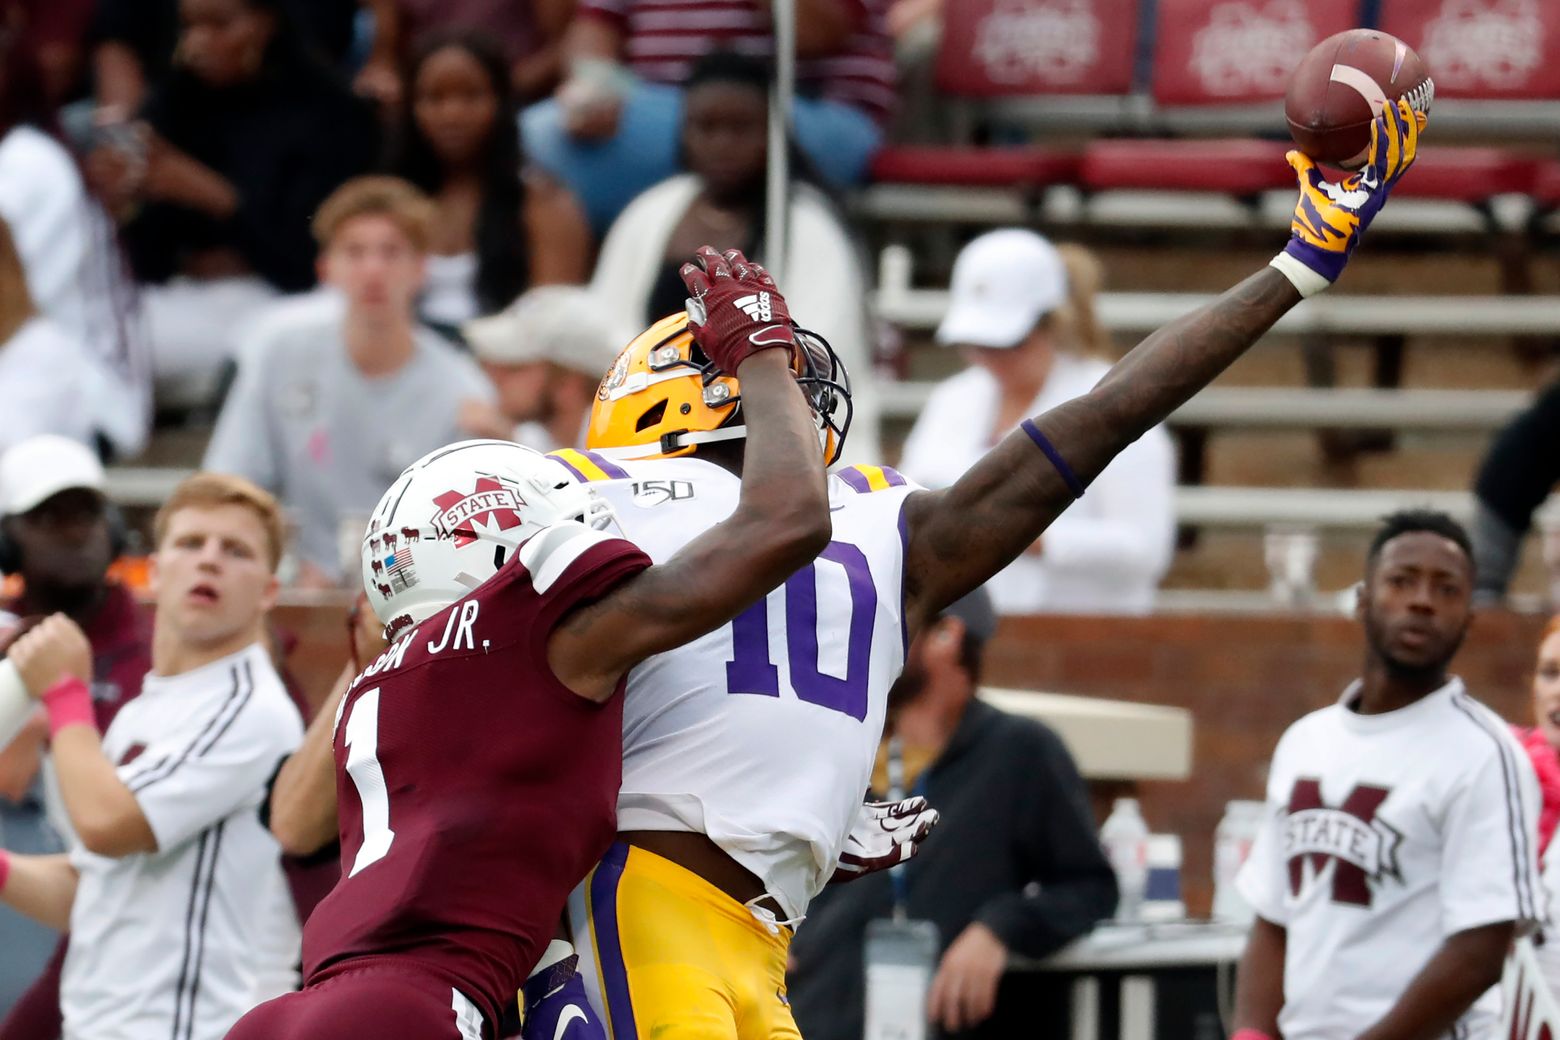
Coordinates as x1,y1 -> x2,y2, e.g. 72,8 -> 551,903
1269,252 -> 1331,298
0,659 -> 34,750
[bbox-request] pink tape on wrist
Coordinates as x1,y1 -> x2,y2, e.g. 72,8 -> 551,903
1230,1030 -> 1276,1040
41,677 -> 96,738
0,849 -> 10,893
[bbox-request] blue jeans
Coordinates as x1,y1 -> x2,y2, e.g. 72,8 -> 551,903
0,792 -> 63,1017
521,81 -> 884,234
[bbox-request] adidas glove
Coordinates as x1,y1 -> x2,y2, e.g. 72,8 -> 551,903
680,246 -> 797,375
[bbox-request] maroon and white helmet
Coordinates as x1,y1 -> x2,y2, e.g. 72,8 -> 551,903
360,440 -> 615,637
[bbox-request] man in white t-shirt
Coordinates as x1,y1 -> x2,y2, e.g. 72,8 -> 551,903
0,472 -> 304,1040
203,177 -> 496,587
1232,509 -> 1542,1040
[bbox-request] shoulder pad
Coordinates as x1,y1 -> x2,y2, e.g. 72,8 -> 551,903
834,465 -> 911,494
548,448 -> 633,484
519,522 -> 620,594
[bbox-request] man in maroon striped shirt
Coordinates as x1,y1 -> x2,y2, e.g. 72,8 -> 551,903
521,0 -> 893,231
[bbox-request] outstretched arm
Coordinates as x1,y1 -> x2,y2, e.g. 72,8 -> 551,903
551,250 -> 832,698
902,269 -> 1296,625
901,100 -> 1425,629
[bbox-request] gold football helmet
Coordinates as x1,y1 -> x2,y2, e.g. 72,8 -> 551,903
586,312 -> 852,464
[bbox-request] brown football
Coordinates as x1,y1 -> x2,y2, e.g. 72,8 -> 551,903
1285,29 -> 1433,169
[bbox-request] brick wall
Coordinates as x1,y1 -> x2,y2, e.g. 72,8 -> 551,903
271,600 -> 1551,917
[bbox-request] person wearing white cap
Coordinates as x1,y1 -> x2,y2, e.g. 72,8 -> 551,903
899,230 -> 1175,615
458,285 -> 630,453
0,435 -> 154,1032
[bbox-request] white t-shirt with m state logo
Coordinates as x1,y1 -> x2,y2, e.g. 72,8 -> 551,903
1238,677 -> 1543,1040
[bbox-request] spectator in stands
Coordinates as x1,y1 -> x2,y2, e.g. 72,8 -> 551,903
589,50 -> 881,462
1512,615 -> 1560,852
389,28 -> 591,339
88,0 -> 365,119
1233,511 -> 1540,1040
203,176 -> 496,587
459,285 -> 627,451
0,435 -> 152,1033
1470,380 -> 1560,606
0,29 -> 149,458
899,230 -> 1174,615
357,0 -> 576,105
789,589 -> 1116,1039
0,472 -> 303,1040
86,0 -> 378,408
1519,615 -> 1560,999
1,1 -> 95,107
0,217 -> 102,454
522,0 -> 894,233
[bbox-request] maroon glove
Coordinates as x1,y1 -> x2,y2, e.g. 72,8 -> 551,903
828,795 -> 940,883
680,246 -> 797,374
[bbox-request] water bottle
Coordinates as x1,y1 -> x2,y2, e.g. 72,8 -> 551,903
1142,834 -> 1185,922
1101,797 -> 1150,921
1213,800 -> 1265,923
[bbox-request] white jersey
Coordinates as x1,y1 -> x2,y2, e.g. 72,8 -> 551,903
1237,678 -> 1542,1040
1536,844 -> 1560,1009
549,450 -> 917,919
63,643 -> 304,1040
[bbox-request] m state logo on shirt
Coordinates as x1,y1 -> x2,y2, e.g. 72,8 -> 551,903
1283,778 -> 1405,907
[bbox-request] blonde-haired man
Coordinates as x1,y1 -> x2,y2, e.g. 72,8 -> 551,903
204,175 -> 496,587
0,473 -> 304,1040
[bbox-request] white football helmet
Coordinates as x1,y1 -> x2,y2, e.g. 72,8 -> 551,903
360,440 -> 615,637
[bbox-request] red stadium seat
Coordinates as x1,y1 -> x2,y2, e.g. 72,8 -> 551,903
1080,138 -> 1292,194
934,0 -> 1140,97
1151,0 -> 1359,106
868,146 -> 1081,188
1532,162 -> 1560,208
1380,0 -> 1560,100
1388,148 -> 1540,201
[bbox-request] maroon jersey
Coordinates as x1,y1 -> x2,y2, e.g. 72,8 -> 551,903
301,523 -> 650,1029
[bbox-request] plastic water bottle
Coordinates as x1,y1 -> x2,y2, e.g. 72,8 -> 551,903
1101,797 -> 1150,921
1142,834 -> 1185,922
1213,800 -> 1265,923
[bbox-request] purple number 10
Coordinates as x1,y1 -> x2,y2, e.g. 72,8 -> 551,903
725,541 -> 876,721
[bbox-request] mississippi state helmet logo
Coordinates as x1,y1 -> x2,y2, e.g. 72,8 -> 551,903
431,477 -> 526,547
1284,778 -> 1403,907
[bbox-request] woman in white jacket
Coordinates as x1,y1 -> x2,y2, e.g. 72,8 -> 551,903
900,230 -> 1175,615
589,50 -> 881,464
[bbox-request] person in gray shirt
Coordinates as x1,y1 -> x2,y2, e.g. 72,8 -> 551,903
204,176 -> 496,586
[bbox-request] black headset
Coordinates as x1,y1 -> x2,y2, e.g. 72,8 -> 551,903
0,502 -> 131,577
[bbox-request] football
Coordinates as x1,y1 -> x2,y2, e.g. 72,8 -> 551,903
1284,29 -> 1434,169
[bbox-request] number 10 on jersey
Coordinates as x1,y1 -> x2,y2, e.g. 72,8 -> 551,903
725,542 -> 876,721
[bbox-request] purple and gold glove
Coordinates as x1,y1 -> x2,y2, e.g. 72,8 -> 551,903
1271,98 -> 1426,297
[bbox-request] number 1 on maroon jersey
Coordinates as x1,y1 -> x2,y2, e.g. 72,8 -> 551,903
343,687 -> 395,877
